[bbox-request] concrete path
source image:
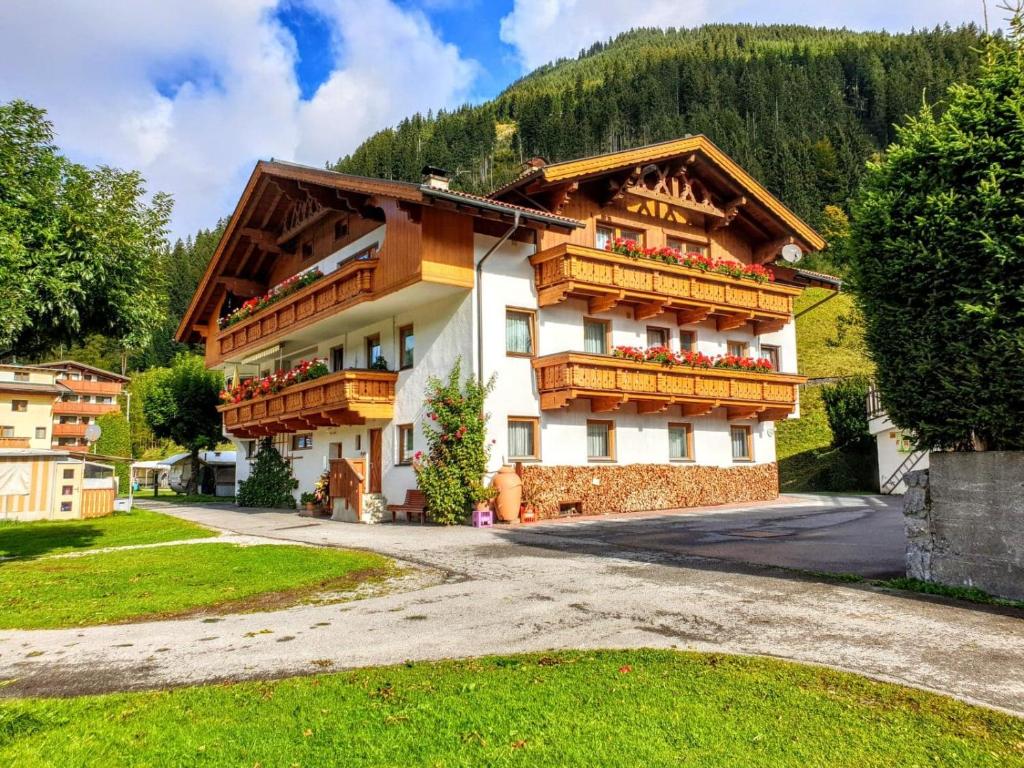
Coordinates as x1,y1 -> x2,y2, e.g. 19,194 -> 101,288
1,497 -> 1022,715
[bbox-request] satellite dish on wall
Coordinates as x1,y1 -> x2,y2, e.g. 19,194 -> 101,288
84,424 -> 101,444
781,243 -> 803,264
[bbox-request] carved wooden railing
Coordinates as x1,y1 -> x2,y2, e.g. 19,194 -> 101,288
219,369 -> 397,437
533,352 -> 806,421
330,457 -> 365,520
216,258 -> 378,362
0,437 -> 30,448
531,244 -> 800,333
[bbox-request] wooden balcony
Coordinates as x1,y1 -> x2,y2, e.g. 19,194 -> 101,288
0,437 -> 30,449
216,258 -> 377,363
54,401 -> 119,417
532,352 -> 806,420
219,369 -> 397,437
53,423 -> 88,438
58,379 -> 122,396
531,244 -> 801,333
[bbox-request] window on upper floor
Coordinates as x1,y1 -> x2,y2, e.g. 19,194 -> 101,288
646,327 -> 670,349
667,236 -> 708,257
507,417 -> 539,461
366,334 -> 382,368
11,400 -> 27,413
727,340 -> 748,358
35,427 -> 46,440
97,396 -> 113,404
506,308 -> 536,357
679,330 -> 696,353
331,345 -> 345,372
13,371 -> 28,382
399,325 -> 415,370
583,318 -> 609,355
596,224 -> 644,251
761,344 -> 780,372
1,426 -> 13,437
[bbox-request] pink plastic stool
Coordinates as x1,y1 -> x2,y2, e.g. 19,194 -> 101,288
472,508 -> 494,527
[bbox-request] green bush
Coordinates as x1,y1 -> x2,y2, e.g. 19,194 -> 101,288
237,439 -> 298,509
414,359 -> 494,525
93,411 -> 131,491
850,23 -> 1024,451
820,377 -> 873,451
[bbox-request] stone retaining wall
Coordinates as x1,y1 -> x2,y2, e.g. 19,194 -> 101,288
904,452 -> 1024,601
521,462 -> 778,518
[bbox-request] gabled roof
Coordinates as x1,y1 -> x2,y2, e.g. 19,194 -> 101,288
38,360 -> 129,382
491,135 -> 826,252
176,160 -> 583,343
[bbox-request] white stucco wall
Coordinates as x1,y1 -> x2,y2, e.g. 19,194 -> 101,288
870,413 -> 930,494
475,233 -> 786,471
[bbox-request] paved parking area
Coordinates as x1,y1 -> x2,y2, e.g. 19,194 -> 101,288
516,494 -> 906,578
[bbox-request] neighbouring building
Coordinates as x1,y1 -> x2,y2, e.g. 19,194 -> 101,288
37,361 -> 128,451
177,137 -> 830,521
866,384 -> 929,494
0,363 -> 117,520
0,363 -> 66,450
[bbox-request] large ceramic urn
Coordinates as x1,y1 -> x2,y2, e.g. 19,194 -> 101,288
491,465 -> 523,523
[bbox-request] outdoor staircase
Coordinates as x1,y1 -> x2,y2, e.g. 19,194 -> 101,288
881,449 -> 928,494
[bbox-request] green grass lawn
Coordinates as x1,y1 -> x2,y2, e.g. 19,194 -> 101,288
1,651 -> 1020,767
123,488 -> 235,503
0,508 -> 214,560
0,543 -> 392,629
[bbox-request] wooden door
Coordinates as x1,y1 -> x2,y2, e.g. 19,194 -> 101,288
368,428 -> 382,493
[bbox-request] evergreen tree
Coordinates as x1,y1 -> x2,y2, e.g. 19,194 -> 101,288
237,439 -> 298,509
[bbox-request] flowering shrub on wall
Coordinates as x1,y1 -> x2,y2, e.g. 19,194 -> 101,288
218,268 -> 324,329
220,358 -> 329,404
611,345 -> 774,372
412,359 -> 495,525
606,238 -> 774,283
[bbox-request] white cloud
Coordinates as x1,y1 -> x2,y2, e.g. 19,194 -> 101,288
499,0 -> 708,71
0,0 -> 477,237
499,0 -> 992,73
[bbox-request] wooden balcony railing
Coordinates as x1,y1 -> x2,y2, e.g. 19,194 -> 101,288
532,352 -> 806,421
329,457 -> 365,520
531,244 -> 801,334
865,384 -> 885,420
57,379 -> 122,396
216,259 -> 378,362
52,423 -> 88,438
0,437 -> 30,448
54,401 -> 119,417
219,369 -> 397,437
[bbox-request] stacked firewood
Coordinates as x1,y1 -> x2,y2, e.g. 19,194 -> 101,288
521,463 -> 778,518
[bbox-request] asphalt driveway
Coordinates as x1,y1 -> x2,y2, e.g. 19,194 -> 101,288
513,494 -> 905,578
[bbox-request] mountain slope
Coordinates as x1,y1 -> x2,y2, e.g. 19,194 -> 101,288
334,24 -> 987,232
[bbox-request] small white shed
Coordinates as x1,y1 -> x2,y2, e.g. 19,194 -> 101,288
164,451 -> 236,497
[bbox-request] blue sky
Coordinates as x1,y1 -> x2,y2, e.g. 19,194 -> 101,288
0,0 -> 993,236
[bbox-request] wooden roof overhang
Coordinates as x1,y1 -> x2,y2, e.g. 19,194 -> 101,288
490,135 -> 827,259
176,161 -> 583,345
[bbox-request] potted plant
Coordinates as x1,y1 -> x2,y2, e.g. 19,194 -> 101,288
370,357 -> 390,371
471,482 -> 497,512
313,472 -> 330,513
300,491 -> 317,515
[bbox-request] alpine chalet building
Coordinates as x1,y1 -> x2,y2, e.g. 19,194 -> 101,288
177,137 -> 826,521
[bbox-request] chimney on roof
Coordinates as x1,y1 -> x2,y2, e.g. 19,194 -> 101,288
421,165 -> 451,190
523,156 -> 547,171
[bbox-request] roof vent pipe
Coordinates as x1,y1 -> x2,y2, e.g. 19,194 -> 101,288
421,165 -> 451,190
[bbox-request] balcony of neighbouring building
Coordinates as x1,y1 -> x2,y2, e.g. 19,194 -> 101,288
532,352 -> 805,420
530,243 -> 801,333
52,423 -> 88,439
215,257 -> 378,365
219,369 -> 397,437
54,401 -> 119,417
57,379 -> 122,397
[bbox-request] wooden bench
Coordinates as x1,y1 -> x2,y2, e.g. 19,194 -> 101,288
388,490 -> 428,523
